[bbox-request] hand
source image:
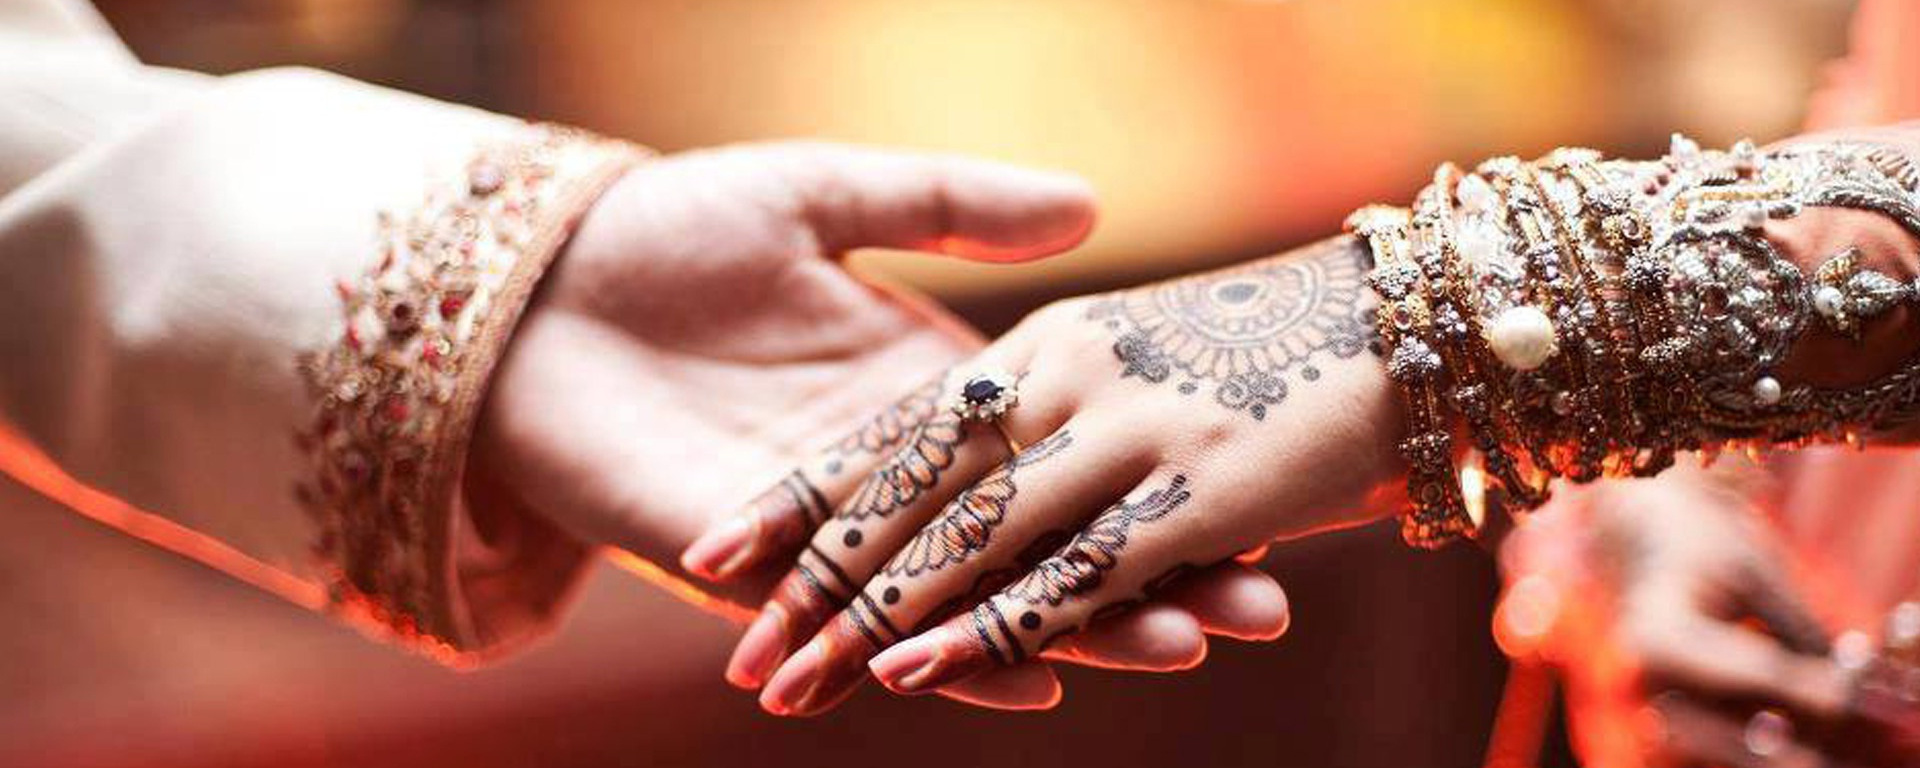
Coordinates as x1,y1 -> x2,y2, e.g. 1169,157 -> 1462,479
472,142 -> 1290,708
1510,471 -> 1868,768
683,234 -> 1408,716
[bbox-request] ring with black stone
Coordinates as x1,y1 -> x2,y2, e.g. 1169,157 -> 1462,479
951,367 -> 1020,423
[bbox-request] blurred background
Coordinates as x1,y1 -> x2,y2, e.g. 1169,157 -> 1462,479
1,1 -> 1859,767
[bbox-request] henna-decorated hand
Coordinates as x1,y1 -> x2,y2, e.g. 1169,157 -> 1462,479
682,235 -> 1409,716
474,142 -> 1291,708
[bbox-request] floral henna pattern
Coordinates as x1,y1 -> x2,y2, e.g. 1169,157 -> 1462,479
1090,237 -> 1375,420
822,375 -> 945,475
1001,474 -> 1191,606
959,474 -> 1193,664
835,414 -> 967,522
879,431 -> 1073,580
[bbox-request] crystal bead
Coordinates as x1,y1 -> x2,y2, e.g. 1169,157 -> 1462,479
1457,225 -> 1500,266
1457,174 -> 1497,214
1670,133 -> 1701,159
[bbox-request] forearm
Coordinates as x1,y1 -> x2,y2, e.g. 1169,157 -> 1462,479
0,66 -> 641,659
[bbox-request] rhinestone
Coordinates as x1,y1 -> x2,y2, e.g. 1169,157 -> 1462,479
1387,340 -> 1442,383
1669,133 -> 1701,159
1457,174 -> 1498,213
468,164 -> 505,196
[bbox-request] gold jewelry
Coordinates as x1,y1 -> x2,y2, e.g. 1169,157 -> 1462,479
1357,136 -> 1920,548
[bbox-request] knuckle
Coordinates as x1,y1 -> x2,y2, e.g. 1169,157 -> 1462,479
1012,298 -> 1098,346
773,571 -> 840,625
1160,412 -> 1238,458
1190,417 -> 1238,451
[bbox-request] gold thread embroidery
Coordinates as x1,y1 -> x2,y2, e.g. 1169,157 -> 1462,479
296,125 -> 644,649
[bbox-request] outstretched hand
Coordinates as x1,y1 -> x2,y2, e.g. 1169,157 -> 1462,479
472,142 -> 1291,708
1507,472 -> 1890,768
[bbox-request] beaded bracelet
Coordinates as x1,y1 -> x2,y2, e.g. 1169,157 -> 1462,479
1350,205 -> 1475,547
1356,136 -> 1920,548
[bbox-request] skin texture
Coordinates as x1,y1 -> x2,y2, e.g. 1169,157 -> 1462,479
468,142 -> 1291,709
684,234 -> 1407,716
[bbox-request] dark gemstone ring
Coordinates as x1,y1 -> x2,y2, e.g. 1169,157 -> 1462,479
951,367 -> 1020,422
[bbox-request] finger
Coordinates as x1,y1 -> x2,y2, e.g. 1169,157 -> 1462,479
681,374 -> 946,582
870,470 -> 1245,695
734,408 -> 1008,697
1153,561 -> 1292,642
1042,602 -> 1208,672
1041,562 -> 1294,670
1651,695 -> 1833,768
764,419 -> 1141,715
1638,618 -> 1852,722
735,352 -> 1062,699
934,661 -> 1063,711
1741,557 -> 1834,657
765,142 -> 1097,262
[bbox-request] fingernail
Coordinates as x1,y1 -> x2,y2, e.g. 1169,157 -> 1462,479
726,609 -> 788,690
682,516 -> 755,580
871,637 -> 952,695
760,641 -> 826,716
869,637 -> 941,694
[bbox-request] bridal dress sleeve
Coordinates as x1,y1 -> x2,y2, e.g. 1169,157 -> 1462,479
0,0 -> 643,661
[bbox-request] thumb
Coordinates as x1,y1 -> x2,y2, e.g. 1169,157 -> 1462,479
761,141 -> 1097,262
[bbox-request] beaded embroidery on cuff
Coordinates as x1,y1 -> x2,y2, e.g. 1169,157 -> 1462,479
1350,137 -> 1920,549
295,125 -> 645,652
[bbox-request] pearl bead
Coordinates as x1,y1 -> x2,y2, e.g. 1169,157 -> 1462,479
1751,376 -> 1782,406
1550,391 -> 1574,416
1486,306 -> 1558,372
1813,286 -> 1845,318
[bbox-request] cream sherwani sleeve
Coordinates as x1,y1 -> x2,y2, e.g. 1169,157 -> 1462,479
0,0 -> 643,660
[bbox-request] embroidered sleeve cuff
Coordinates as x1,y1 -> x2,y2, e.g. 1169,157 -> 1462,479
297,124 -> 646,659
